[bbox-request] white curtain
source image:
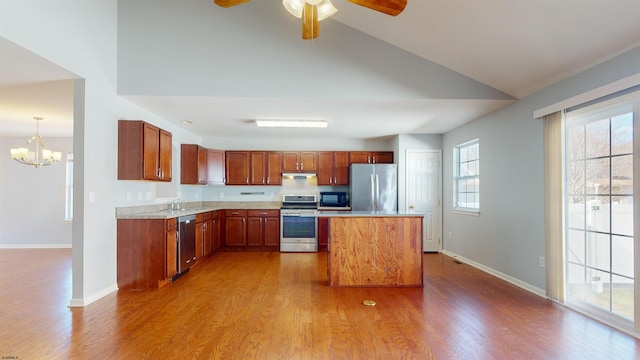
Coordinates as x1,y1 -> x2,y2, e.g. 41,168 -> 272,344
543,111 -> 564,302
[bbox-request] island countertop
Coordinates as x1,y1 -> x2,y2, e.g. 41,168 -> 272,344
316,210 -> 424,217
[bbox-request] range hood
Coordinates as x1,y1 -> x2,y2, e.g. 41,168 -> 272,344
282,172 -> 317,180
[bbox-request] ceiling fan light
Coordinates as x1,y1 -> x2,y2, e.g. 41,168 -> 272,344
306,0 -> 323,5
316,0 -> 337,21
283,0 -> 304,18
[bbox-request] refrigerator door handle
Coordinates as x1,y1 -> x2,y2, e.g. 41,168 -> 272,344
370,174 -> 375,210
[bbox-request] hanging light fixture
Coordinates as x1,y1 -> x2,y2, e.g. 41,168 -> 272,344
9,117 -> 62,168
283,0 -> 338,39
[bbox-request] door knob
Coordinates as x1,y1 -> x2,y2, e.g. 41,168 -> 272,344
409,205 -> 415,209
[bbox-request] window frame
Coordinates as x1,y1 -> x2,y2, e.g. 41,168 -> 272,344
453,138 -> 480,215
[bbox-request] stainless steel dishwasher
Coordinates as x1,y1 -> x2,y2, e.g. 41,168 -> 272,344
177,214 -> 196,274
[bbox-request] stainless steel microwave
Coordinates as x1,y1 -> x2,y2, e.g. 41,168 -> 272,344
319,192 -> 348,207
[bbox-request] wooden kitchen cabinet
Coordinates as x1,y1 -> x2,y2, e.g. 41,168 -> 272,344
317,217 -> 329,252
225,151 -> 251,185
224,210 -> 247,246
195,213 -> 205,261
247,209 -> 280,248
282,151 -> 317,172
181,144 -> 208,185
117,218 -> 177,289
211,211 -> 222,251
250,151 -> 282,185
317,151 -> 349,186
207,149 -> 226,186
166,219 -> 178,280
203,212 -> 213,257
118,120 -> 172,181
349,151 -> 394,165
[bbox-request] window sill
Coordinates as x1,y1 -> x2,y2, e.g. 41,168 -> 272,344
452,209 -> 480,216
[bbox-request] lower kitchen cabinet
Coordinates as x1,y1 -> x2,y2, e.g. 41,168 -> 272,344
247,209 -> 280,248
212,211 -> 222,251
224,210 -> 247,246
318,217 -> 329,252
117,218 -> 177,289
203,212 -> 213,256
196,213 -> 204,261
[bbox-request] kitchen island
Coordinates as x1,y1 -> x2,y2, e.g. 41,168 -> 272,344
323,212 -> 424,288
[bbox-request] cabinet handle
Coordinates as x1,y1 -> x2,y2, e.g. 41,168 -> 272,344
246,176 -> 249,184
368,156 -> 371,163
267,176 -> 270,184
232,212 -> 239,215
262,176 -> 265,184
333,176 -> 336,184
300,163 -> 304,170
260,212 -> 267,215
296,163 -> 299,170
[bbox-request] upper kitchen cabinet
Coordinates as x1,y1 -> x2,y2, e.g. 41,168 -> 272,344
349,151 -> 394,165
282,151 -> 317,172
207,149 -> 226,186
250,151 -> 282,185
225,151 -> 251,185
226,151 -> 281,185
118,120 -> 172,181
317,151 -> 349,186
180,144 -> 207,185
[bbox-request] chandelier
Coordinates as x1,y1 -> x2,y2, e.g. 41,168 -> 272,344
9,117 -> 62,168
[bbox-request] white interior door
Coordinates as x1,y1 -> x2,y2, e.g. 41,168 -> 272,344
406,150 -> 441,252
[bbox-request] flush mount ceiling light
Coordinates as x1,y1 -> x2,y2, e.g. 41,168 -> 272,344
255,119 -> 328,128
9,117 -> 62,168
213,0 -> 406,40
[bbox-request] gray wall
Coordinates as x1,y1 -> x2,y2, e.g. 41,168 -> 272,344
0,136 -> 73,247
442,46 -> 640,292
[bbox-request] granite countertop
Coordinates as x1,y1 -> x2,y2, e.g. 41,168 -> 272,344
116,201 -> 281,219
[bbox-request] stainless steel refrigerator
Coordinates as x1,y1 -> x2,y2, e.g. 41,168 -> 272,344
349,164 -> 398,211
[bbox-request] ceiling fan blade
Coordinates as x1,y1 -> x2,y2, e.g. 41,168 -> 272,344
347,0 -> 407,16
302,3 -> 320,40
213,0 -> 251,8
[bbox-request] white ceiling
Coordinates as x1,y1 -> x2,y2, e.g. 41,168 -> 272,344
1,0 -> 640,138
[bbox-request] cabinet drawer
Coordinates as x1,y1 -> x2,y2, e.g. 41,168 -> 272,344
225,209 -> 247,217
247,209 -> 280,217
203,212 -> 212,221
196,213 -> 204,223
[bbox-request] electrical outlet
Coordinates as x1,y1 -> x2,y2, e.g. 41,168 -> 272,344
539,256 -> 545,268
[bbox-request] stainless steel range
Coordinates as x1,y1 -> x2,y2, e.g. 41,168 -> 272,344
280,194 -> 318,252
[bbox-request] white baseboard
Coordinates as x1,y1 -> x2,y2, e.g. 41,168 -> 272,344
68,284 -> 119,308
0,244 -> 72,249
441,249 -> 546,298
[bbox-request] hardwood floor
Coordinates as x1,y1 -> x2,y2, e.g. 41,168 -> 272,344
1,249 -> 639,359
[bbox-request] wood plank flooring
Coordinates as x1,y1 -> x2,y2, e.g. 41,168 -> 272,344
1,249 -> 639,359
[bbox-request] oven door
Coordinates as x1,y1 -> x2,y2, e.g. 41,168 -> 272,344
280,214 -> 318,252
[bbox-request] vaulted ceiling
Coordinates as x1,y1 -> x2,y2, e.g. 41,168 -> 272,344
2,0 -> 640,139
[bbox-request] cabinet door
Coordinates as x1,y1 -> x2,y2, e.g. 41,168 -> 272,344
299,151 -> 317,171
263,217 -> 280,246
158,129 -> 172,181
282,152 -> 299,172
250,151 -> 266,185
196,220 -> 204,261
317,217 -> 329,251
373,152 -> 393,164
166,221 -> 178,279
247,217 -> 263,246
225,151 -> 250,185
224,212 -> 247,246
197,146 -> 207,184
265,152 -> 282,185
333,151 -> 350,185
207,150 -> 226,186
204,217 -> 213,256
317,151 -> 334,185
349,151 -> 371,164
143,123 -> 160,180
212,212 -> 221,251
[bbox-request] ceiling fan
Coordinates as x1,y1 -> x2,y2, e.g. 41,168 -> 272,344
214,0 -> 407,40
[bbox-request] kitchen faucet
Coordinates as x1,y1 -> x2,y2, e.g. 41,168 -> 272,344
170,199 -> 183,210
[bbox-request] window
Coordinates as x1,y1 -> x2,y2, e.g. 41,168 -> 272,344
564,91 -> 636,326
65,153 -> 73,221
453,139 -> 480,212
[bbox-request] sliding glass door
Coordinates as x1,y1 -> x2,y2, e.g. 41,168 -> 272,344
565,91 -> 637,326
